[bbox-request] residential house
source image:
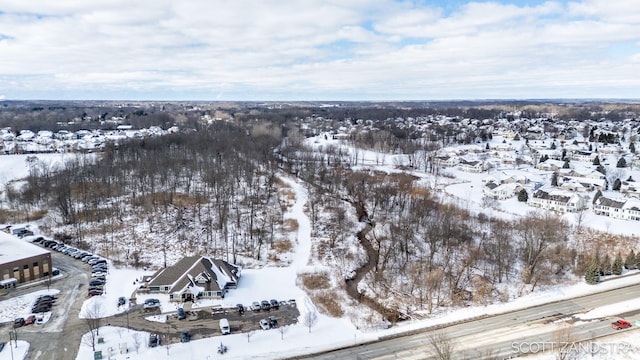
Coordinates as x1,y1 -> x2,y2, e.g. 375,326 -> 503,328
144,256 -> 241,302
435,155 -> 459,168
483,181 -> 523,200
593,196 -> 640,221
528,187 -> 586,213
458,158 -> 484,173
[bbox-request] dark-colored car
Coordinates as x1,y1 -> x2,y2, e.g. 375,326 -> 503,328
13,318 -> 25,328
269,316 -> 278,328
177,308 -> 186,320
611,319 -> 631,330
180,331 -> 190,343
143,298 -> 161,309
261,300 -> 271,311
149,334 -> 160,347
270,299 -> 279,309
89,278 -> 106,286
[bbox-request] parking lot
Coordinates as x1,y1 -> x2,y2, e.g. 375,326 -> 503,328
1,236 -> 302,357
107,299 -> 300,345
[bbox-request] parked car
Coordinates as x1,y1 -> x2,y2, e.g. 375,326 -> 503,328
32,304 -> 52,313
269,316 -> 278,328
74,251 -> 90,259
261,300 -> 271,311
89,278 -> 106,286
148,334 -> 160,347
180,331 -> 191,343
25,315 -> 36,325
13,318 -> 25,328
177,308 -> 186,320
143,298 -> 161,309
38,295 -> 56,302
87,289 -> 103,297
259,318 -> 271,330
251,301 -> 261,311
219,318 -> 230,335
270,299 -> 279,309
118,297 -> 126,306
611,319 -> 631,330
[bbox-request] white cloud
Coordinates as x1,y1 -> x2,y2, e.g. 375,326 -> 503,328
0,0 -> 638,99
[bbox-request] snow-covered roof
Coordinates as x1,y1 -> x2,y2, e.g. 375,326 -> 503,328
0,231 -> 50,265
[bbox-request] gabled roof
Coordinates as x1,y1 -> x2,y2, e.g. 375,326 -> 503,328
595,196 -> 625,208
147,256 -> 241,294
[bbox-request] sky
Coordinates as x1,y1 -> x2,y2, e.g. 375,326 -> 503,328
0,0 -> 639,101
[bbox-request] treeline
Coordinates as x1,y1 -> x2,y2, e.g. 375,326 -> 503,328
0,101 -> 201,132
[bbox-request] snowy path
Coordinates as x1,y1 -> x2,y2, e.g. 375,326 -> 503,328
278,176 -> 312,273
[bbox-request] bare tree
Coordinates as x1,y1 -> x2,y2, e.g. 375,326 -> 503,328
552,323 -> 578,360
246,329 -> 255,343
278,325 -> 289,340
427,331 -> 455,360
82,302 -> 103,352
132,333 -> 141,354
304,311 -> 318,333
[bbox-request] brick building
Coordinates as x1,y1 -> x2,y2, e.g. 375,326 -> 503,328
0,231 -> 52,292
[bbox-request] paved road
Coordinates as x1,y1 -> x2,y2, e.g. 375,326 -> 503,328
0,249 -> 300,359
300,283 -> 640,360
0,250 -> 90,360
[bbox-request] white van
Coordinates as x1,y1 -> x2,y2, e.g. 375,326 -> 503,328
220,318 -> 230,335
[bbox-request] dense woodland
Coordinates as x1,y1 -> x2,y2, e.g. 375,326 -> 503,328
1,100 -> 639,323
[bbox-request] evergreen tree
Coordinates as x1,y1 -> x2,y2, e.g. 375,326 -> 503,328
588,143 -> 593,151
617,157 -> 627,168
551,172 -> 558,186
593,156 -> 600,165
593,189 -> 603,204
485,142 -> 490,150
613,178 -> 621,191
630,142 -> 636,154
613,252 -> 624,275
517,189 -> 528,202
562,159 -> 570,169
601,254 -> 613,276
551,142 -> 557,150
625,250 -> 637,270
596,164 -> 606,175
562,149 -> 567,159
585,257 -> 601,285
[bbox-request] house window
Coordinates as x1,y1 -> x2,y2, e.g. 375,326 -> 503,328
33,262 -> 38,267
23,264 -> 29,270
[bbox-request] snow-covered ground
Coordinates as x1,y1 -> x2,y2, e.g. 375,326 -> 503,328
2,134 -> 640,360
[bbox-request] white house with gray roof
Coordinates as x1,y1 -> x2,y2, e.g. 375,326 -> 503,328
593,196 -> 640,221
528,187 -> 586,213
